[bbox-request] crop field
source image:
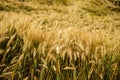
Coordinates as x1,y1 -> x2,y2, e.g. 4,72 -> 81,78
0,0 -> 120,80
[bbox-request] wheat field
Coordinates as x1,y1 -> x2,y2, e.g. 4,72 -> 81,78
0,0 -> 120,80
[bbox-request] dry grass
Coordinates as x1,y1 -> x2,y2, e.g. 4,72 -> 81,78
0,0 -> 120,80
